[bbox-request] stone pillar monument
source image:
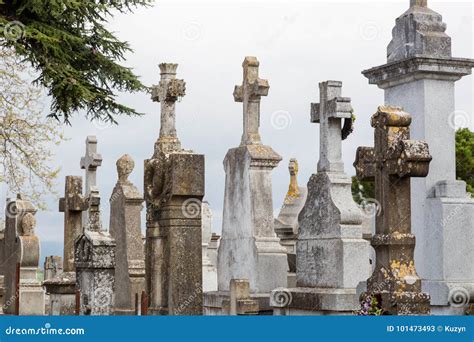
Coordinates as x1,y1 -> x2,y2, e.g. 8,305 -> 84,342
354,106 -> 432,315
271,81 -> 369,315
274,158 -> 308,288
4,196 -> 45,315
109,154 -> 146,315
43,176 -> 87,315
202,202 -> 217,292
144,63 -> 204,315
75,188 -> 116,315
204,57 -> 287,315
362,0 -> 474,314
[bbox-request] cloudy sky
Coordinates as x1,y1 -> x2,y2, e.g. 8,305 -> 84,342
3,0 -> 473,262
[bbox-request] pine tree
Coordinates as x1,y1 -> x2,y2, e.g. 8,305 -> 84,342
0,0 -> 153,123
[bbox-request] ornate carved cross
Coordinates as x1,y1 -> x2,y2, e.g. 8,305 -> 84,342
311,81 -> 353,173
233,56 -> 269,145
151,63 -> 186,141
353,106 -> 432,314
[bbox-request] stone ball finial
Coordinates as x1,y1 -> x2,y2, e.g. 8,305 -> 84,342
116,154 -> 135,183
289,158 -> 299,176
21,213 -> 36,236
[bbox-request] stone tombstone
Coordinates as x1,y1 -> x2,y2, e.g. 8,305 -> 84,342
202,201 -> 217,292
354,106 -> 432,315
80,136 -> 103,224
206,56 -> 286,315
44,256 -> 63,281
362,0 -> 474,314
274,158 -> 308,287
272,81 -> 369,315
75,187 -> 116,315
144,63 -> 204,315
109,154 -> 146,315
43,176 -> 87,315
3,196 -> 45,315
207,233 -> 220,268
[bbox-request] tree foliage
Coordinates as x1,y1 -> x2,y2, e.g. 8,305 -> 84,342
0,0 -> 153,123
0,47 -> 65,208
351,176 -> 375,204
455,128 -> 474,196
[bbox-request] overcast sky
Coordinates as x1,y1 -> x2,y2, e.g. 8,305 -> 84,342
3,0 -> 473,262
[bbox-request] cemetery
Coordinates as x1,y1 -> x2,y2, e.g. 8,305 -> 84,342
0,0 -> 473,319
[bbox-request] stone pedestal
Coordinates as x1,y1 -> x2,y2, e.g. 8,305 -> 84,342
4,197 -> 45,315
145,63 -> 204,316
217,145 -> 287,294
109,154 -> 146,315
362,1 -> 474,314
75,188 -> 116,315
202,202 -> 217,292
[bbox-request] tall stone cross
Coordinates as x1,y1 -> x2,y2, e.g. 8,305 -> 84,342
80,136 -> 102,224
233,56 -> 269,146
80,136 -> 102,196
311,81 -> 353,173
354,106 -> 432,315
59,176 -> 87,272
410,0 -> 427,7
151,63 -> 186,151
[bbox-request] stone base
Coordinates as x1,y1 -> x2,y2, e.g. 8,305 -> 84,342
271,287 -> 360,316
114,308 -> 136,316
203,264 -> 218,292
203,291 -> 272,315
19,282 -> 45,315
43,272 -> 77,315
423,280 -> 474,315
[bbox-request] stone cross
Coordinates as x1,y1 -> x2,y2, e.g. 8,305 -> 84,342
80,136 -> 102,224
233,56 -> 269,146
410,0 -> 427,7
354,106 -> 432,315
311,81 -> 353,173
151,63 -> 186,142
80,136 -> 102,196
59,176 -> 87,272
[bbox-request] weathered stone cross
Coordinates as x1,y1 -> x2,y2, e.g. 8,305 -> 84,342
151,63 -> 186,142
80,135 -> 102,224
311,81 -> 353,173
80,136 -> 102,197
59,176 -> 87,272
233,56 -> 269,146
410,0 -> 427,7
354,106 -> 432,315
